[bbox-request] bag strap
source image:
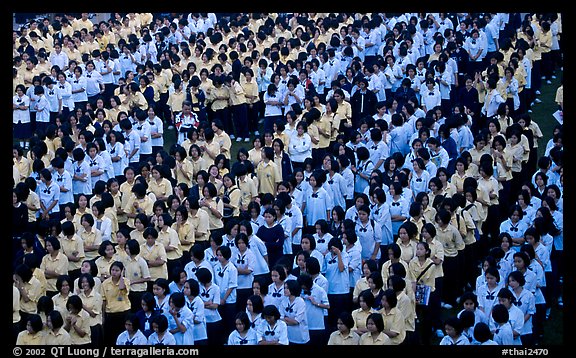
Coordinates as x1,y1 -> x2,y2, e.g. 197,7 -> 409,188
416,262 -> 435,283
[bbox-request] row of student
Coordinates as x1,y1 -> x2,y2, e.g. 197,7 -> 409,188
13,109 -> 560,238
14,12 -> 560,146
13,224 -> 549,347
13,123 -> 563,306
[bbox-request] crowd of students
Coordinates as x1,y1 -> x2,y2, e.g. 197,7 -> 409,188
12,12 -> 564,347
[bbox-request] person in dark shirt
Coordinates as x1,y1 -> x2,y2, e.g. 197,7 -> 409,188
256,207 -> 285,269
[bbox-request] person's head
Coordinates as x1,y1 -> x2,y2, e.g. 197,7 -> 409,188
490,304 -> 509,328
497,287 -> 516,308
366,312 -> 385,333
262,304 -> 281,324
443,316 -> 463,338
507,270 -> 526,290
153,278 -> 170,298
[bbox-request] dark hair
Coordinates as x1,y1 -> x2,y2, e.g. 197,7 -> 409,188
262,304 -> 281,320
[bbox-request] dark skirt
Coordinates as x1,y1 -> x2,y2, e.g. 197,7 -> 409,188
13,122 -> 32,140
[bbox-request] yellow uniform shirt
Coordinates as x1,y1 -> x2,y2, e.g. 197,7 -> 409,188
67,310 -> 92,345
381,260 -> 409,287
202,140 -> 221,163
352,307 -> 374,333
359,331 -> 393,345
26,191 -> 40,222
214,131 -> 232,160
40,252 -> 69,292
407,257 -> 436,291
130,229 -> 146,246
173,159 -> 193,186
307,123 -> 320,149
256,160 -> 282,195
478,176 -> 499,206
450,172 -> 470,194
123,255 -> 150,293
13,286 -> 20,324
158,227 -> 183,261
228,81 -> 247,106
148,178 -> 173,201
172,219 -> 195,252
101,277 -> 131,313
79,226 -> 103,261
188,210 -> 210,244
124,195 -> 154,228
45,327 -> 72,345
327,330 -> 361,345
78,289 -> 103,326
168,90 -> 185,113
201,198 -> 224,231
427,238 -> 445,278
52,292 -> 71,322
237,176 -> 258,209
14,156 -> 30,183
378,306 -> 406,345
16,330 -> 44,345
248,148 -> 263,168
139,242 -> 168,280
397,239 -> 418,265
317,114 -> 332,149
434,224 -> 465,257
396,291 -> 416,332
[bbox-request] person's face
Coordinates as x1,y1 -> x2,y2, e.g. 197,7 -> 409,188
416,243 -> 427,257
110,265 -> 122,278
508,276 -> 520,290
535,176 -> 544,187
264,212 -> 275,225
485,272 -> 498,286
444,324 -> 456,338
104,244 -> 115,258
514,257 -> 525,270
366,319 -> 378,333
510,210 -> 520,223
153,284 -> 165,297
358,210 -> 368,222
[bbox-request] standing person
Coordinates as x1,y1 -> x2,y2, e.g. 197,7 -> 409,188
37,168 -> 61,228
227,311 -> 259,345
166,292 -> 195,345
407,240 -> 437,345
64,294 -> 92,346
13,84 -> 32,149
183,278 -> 208,345
256,208 -> 285,269
280,279 -> 310,345
324,237 -> 351,333
101,261 -> 131,346
40,238 -> 69,297
327,311 -> 360,345
258,305 -> 289,345
116,313 -> 148,345
434,209 -> 465,309
196,267 -> 223,346
359,313 -> 393,345
214,245 -> 238,339
124,239 -> 151,313
233,233 -> 255,313
77,273 -> 104,347
304,170 -> 332,232
298,272 -> 329,346
45,310 -> 73,345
